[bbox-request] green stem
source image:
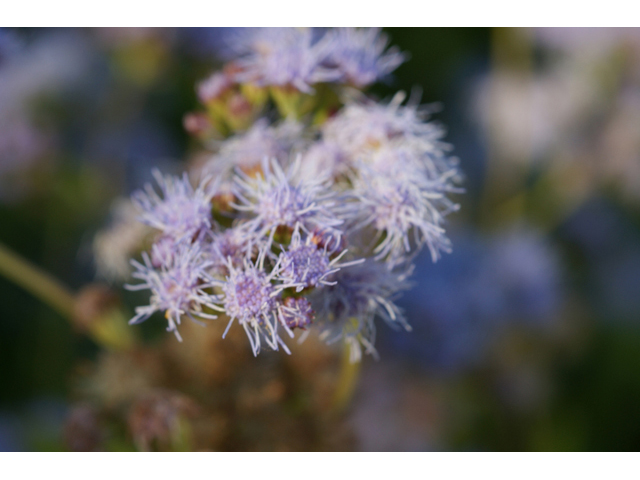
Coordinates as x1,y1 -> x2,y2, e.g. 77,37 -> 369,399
0,242 -> 76,320
331,345 -> 362,414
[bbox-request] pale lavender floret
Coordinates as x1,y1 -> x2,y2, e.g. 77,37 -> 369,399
212,28 -> 403,91
278,297 -> 314,330
125,241 -> 220,341
314,93 -> 462,264
93,198 -> 151,281
212,251 -> 290,356
312,259 -> 412,362
324,28 -> 406,88
298,140 -> 351,182
201,118 -> 305,180
351,149 -> 460,264
234,28 -> 340,93
276,226 -> 363,292
132,170 -> 216,243
212,28 -> 304,60
321,92 -> 455,177
232,157 -> 344,245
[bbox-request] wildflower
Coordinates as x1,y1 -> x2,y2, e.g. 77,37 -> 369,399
312,260 -> 412,362
232,157 -> 344,245
276,226 -> 363,292
132,170 -> 216,243
321,93 -> 454,176
201,118 -> 305,180
324,28 -> 406,88
125,242 -> 219,341
209,28 -> 405,92
127,390 -> 199,452
233,28 -> 338,93
312,93 -> 462,264
213,251 -> 289,356
93,199 -> 151,281
351,150 -> 460,264
117,28 -> 464,362
299,140 -> 351,183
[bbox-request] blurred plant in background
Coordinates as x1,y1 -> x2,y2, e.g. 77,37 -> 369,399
2,27 -> 640,452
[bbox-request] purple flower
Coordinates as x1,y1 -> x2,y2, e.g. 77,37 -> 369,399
351,150 -> 460,264
125,242 -> 220,341
276,226 -> 363,292
324,28 -> 406,88
312,259 -> 412,362
132,170 -> 216,243
232,157 -> 344,245
213,250 -> 289,356
234,28 -> 339,93
201,118 -> 304,180
207,28 -> 404,91
320,93 -> 454,176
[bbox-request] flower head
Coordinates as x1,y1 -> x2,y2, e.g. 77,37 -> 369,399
208,28 -> 404,92
126,241 -> 219,341
351,150 -> 460,264
276,226 -> 363,292
213,252 -> 288,356
321,93 -> 454,175
324,28 -> 406,88
201,118 -> 304,180
232,157 -> 344,244
133,170 -> 216,243
312,259 -> 412,362
234,28 -> 338,93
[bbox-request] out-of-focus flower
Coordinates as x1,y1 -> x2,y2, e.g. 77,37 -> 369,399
0,30 -> 92,202
383,227 -> 563,372
94,199 -> 151,281
234,28 -> 338,94
208,28 -> 405,93
311,94 -> 461,264
132,170 -> 217,244
199,118 -> 305,180
64,404 -> 104,452
313,259 -> 412,362
323,28 -> 406,88
127,390 -> 199,452
472,68 -> 601,163
472,27 -> 640,206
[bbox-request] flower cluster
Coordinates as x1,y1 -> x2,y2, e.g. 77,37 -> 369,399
121,28 -> 462,360
203,27 -> 406,94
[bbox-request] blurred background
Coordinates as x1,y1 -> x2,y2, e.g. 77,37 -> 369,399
1,27 -> 640,451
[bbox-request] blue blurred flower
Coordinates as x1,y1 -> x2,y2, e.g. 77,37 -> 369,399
380,227 -> 563,373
